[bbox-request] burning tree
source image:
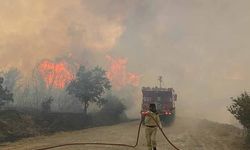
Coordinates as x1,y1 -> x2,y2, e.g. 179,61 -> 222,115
0,77 -> 13,109
38,59 -> 74,89
66,66 -> 111,115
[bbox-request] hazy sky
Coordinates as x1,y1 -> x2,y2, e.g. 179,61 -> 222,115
114,0 -> 250,123
0,0 -> 250,123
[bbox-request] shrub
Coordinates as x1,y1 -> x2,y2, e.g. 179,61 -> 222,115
228,92 -> 250,143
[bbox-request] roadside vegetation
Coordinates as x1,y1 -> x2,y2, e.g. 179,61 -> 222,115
228,92 -> 250,147
0,66 -> 128,143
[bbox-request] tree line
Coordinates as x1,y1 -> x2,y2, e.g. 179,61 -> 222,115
0,65 -> 122,116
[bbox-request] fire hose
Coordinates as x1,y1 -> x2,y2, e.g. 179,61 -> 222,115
34,115 -> 181,150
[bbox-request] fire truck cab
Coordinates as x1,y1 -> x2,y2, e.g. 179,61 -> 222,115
141,87 -> 177,124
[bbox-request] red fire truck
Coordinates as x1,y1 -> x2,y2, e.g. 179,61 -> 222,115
141,86 -> 177,124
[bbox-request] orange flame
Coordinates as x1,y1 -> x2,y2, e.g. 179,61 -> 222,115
106,55 -> 140,89
38,60 -> 74,89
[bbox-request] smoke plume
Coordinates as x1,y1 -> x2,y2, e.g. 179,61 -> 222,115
1,0 -> 250,124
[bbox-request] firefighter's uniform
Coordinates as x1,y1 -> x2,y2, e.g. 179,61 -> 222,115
144,111 -> 162,150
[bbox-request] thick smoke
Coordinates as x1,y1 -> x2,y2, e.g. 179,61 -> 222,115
117,0 -> 250,123
0,0 -> 131,72
1,0 -> 250,124
0,0 -> 140,117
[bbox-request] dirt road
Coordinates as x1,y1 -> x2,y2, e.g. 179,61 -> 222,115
1,117 -> 245,150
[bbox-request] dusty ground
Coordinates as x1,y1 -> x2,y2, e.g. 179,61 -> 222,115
0,117 -> 246,150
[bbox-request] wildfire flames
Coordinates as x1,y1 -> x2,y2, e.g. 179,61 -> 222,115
38,60 -> 74,89
106,55 -> 140,89
38,56 -> 139,89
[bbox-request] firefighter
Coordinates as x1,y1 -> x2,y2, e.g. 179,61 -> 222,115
144,103 -> 162,150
